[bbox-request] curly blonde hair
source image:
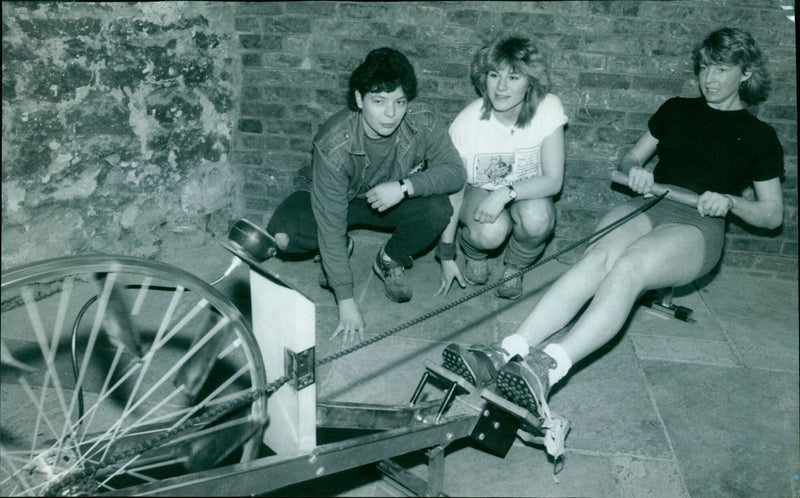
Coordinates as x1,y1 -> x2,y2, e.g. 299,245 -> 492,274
470,36 -> 551,127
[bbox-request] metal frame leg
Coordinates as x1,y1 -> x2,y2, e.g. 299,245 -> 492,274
425,445 -> 445,496
377,445 -> 447,497
660,287 -> 675,307
645,286 -> 694,322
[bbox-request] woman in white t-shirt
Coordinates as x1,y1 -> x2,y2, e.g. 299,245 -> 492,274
435,36 -> 568,300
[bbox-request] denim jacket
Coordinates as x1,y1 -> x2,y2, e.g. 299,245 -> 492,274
310,100 -> 465,301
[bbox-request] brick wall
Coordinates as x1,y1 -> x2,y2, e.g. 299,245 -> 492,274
231,1 -> 797,279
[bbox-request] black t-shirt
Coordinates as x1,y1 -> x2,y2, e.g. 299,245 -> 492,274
648,97 -> 784,196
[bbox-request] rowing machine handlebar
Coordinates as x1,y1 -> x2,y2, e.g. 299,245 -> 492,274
611,169 -> 699,208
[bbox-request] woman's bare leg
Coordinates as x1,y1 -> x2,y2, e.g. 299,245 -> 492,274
557,223 -> 706,363
513,203 -> 653,347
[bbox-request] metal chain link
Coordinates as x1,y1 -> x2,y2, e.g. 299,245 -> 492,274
319,191 -> 666,366
45,375 -> 291,496
48,192 -> 666,496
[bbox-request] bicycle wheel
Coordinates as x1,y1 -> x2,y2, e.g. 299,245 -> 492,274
1,255 -> 268,496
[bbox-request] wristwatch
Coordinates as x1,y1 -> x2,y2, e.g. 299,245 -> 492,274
399,179 -> 410,198
506,184 -> 517,201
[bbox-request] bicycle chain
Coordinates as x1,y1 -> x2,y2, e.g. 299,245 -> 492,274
47,192 -> 666,496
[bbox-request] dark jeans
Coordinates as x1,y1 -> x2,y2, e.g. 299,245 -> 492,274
266,190 -> 452,267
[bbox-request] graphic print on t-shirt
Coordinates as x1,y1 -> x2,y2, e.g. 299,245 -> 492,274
473,145 -> 541,187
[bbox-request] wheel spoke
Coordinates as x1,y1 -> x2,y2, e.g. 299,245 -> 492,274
32,278 -> 75,458
174,363 -> 250,429
1,446 -> 34,495
130,277 -> 152,316
21,287 -> 70,424
18,378 -> 60,451
2,256 -> 267,495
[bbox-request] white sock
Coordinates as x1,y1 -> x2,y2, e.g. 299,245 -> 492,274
543,343 -> 573,386
500,334 -> 530,362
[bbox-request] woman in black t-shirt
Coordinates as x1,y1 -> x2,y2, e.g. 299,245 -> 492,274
439,28 -> 784,458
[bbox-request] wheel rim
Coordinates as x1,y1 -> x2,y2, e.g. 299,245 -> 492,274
1,255 -> 267,496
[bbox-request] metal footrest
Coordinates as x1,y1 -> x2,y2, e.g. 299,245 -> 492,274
410,361 -> 475,424
409,362 -> 521,460
423,361 -> 476,394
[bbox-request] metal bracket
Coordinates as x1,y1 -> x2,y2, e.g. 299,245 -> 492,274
285,347 -> 315,390
643,288 -> 695,322
470,401 -> 520,458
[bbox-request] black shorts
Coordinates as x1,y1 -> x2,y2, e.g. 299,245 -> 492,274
626,196 -> 725,275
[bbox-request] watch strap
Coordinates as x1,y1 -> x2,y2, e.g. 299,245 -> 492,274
399,179 -> 410,198
507,184 -> 517,200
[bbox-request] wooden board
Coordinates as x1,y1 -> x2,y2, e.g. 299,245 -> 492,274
250,268 -> 316,454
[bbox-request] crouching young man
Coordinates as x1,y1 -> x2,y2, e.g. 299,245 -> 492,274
264,47 -> 465,346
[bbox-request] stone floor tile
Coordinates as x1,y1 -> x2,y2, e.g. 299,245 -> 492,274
734,339 -> 799,372
552,336 -> 672,459
260,257 -> 335,306
642,360 -> 800,497
707,308 -> 799,372
631,335 -> 741,366
316,336 -> 444,403
312,303 -> 345,358
609,455 -> 689,498
695,272 -> 799,315
359,259 -> 499,344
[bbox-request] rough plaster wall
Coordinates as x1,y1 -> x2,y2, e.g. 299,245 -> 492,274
1,1 -> 239,269
231,1 -> 797,279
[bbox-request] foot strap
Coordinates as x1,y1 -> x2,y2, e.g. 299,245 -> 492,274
514,360 -> 571,478
516,411 -> 571,479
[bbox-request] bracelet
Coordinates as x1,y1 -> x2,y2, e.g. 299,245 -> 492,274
436,241 -> 457,261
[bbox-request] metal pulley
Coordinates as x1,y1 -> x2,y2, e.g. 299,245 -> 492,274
227,218 -> 278,262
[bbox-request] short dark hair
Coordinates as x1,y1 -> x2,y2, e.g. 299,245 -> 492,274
470,36 -> 551,128
692,27 -> 771,105
347,47 -> 417,111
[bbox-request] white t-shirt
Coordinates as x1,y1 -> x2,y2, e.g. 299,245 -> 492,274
449,94 -> 568,190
